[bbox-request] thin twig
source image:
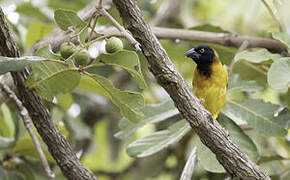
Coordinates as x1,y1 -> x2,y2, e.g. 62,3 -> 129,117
151,0 -> 184,26
180,147 -> 197,180
65,33 -> 116,63
229,40 -> 249,74
89,15 -> 99,42
95,8 -> 142,51
260,0 -> 283,32
0,82 -> 55,180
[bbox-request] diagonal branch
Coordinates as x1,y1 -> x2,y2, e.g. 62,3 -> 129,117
151,0 -> 185,26
0,7 -> 97,180
0,82 -> 55,180
112,1 -> 270,179
260,0 -> 283,32
180,147 -> 197,180
95,7 -> 141,51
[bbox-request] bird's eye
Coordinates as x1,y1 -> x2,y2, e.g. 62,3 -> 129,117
200,48 -> 205,53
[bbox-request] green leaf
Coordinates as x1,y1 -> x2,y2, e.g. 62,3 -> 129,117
222,99 -> 288,136
0,56 -> 45,75
234,49 -> 281,63
26,61 -> 81,101
26,22 -> 54,48
1,170 -> 25,180
76,75 -> 110,98
14,164 -> 35,180
218,114 -> 259,162
88,74 -> 144,123
259,160 -> 283,176
16,3 -> 51,22
0,104 -> 15,138
193,115 -> 259,173
13,135 -> 55,163
94,50 -> 147,89
272,32 -> 290,50
127,120 -> 191,157
57,93 -> 74,110
54,9 -> 86,30
267,58 -> 290,90
48,0 -> 86,11
78,27 -> 88,45
0,136 -> 14,150
191,24 -> 230,33
115,100 -> 179,139
228,74 -> 263,93
34,45 -> 61,59
193,136 -> 225,173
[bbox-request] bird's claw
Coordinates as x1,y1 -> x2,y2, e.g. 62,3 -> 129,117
199,98 -> 205,104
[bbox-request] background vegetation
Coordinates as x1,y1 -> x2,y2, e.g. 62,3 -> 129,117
0,0 -> 289,179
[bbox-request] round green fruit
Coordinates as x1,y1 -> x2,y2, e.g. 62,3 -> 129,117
105,37 -> 123,53
74,49 -> 90,66
60,42 -> 76,59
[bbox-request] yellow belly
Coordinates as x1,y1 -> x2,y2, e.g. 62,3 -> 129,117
192,62 -> 228,118
193,85 -> 226,118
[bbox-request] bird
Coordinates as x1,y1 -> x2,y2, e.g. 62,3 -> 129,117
184,45 -> 228,118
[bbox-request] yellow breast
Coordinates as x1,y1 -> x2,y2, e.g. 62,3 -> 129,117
192,57 -> 228,118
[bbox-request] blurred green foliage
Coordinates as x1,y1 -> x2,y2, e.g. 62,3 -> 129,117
0,0 -> 289,180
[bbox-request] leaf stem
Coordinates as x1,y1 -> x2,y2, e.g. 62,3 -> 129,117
81,63 -> 104,71
43,59 -> 68,66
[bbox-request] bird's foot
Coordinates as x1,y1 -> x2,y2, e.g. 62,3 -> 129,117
223,127 -> 229,137
199,98 -> 205,104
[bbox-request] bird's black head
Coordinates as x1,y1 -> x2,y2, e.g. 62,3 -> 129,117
184,45 -> 215,76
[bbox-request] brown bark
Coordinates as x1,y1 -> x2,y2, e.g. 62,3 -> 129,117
97,26 -> 287,54
112,1 -> 270,179
0,7 -> 97,180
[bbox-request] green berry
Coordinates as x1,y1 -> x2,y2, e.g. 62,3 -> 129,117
60,42 -> 76,59
74,49 -> 90,66
105,37 -> 123,53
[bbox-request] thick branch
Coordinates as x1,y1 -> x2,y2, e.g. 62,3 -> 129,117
0,7 -> 97,180
112,1 -> 270,179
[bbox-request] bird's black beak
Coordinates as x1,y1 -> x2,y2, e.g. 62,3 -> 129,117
184,48 -> 200,59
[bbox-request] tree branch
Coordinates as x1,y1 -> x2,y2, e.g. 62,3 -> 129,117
96,26 -> 287,53
0,82 -> 55,180
151,0 -> 184,26
112,1 -> 270,179
0,7 -> 97,180
260,0 -> 283,32
180,147 -> 197,180
25,0 -> 287,56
